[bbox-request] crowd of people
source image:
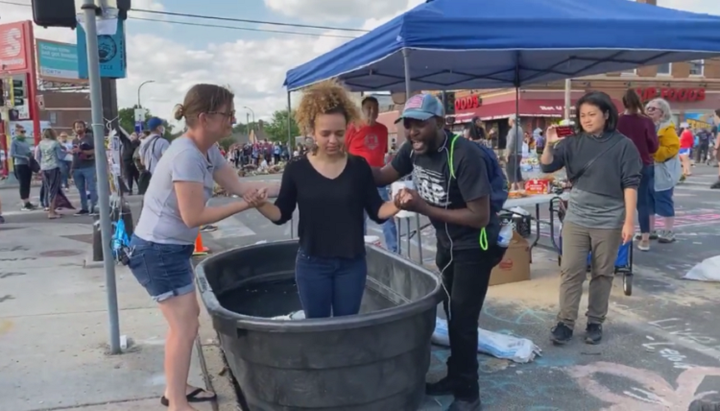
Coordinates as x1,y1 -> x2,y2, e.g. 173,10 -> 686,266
3,120 -> 99,221
226,140 -> 290,170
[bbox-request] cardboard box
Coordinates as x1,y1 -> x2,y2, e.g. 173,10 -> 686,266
489,231 -> 531,286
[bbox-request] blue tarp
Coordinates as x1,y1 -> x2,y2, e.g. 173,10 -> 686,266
284,0 -> 720,91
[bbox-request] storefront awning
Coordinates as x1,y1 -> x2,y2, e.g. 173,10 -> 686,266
451,99 -> 622,122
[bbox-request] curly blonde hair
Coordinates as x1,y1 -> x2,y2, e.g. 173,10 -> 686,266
294,80 -> 361,135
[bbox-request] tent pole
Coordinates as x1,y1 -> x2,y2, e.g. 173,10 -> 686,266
286,90 -> 294,239
402,49 -> 412,97
564,79 -> 571,120
515,86 -> 519,159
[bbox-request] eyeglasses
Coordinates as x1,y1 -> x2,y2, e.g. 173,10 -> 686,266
208,110 -> 236,118
646,107 -> 659,112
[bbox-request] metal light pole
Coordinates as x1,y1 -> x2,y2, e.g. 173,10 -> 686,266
243,106 -> 255,130
81,0 -> 121,355
137,80 -> 154,108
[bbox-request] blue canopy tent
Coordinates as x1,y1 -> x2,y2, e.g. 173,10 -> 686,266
284,0 -> 720,92
281,0 -> 720,256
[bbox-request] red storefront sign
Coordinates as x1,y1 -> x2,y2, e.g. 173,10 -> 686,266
636,87 -> 705,102
0,21 -> 30,72
454,94 -> 482,111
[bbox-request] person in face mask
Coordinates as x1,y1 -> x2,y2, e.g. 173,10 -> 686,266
137,117 -> 170,194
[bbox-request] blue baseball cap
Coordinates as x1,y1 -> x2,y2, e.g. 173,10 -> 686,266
146,117 -> 164,131
395,93 -> 444,123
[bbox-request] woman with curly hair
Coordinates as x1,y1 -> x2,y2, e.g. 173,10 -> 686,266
246,81 -> 400,318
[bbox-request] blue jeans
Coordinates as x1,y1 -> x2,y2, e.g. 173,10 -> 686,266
60,160 -> 71,188
365,186 -> 398,253
637,164 -> 654,233
73,167 -> 98,211
127,235 -> 195,302
295,249 -> 367,318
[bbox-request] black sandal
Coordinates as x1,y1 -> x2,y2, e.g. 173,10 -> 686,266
160,388 -> 217,406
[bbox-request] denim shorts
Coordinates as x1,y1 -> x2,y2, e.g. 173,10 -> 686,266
678,148 -> 691,156
128,234 -> 195,302
649,187 -> 675,218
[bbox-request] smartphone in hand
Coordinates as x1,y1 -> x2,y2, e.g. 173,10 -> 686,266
556,125 -> 574,137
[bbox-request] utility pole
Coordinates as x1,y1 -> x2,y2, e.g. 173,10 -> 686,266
81,0 -> 121,354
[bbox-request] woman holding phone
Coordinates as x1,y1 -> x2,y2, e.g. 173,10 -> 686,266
540,91 -> 642,345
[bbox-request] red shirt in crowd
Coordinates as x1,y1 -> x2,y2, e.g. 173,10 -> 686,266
345,122 -> 388,167
617,113 -> 659,166
680,129 -> 694,149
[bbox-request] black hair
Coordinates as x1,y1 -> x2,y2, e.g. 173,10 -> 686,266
361,95 -> 379,106
574,91 -> 618,133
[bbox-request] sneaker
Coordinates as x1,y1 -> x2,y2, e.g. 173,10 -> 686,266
638,240 -> 650,251
74,209 -> 90,216
426,376 -> 459,396
585,323 -> 603,344
448,397 -> 482,411
711,180 -> 720,189
0,215 -> 5,224
200,225 -> 218,233
658,230 -> 676,244
550,322 -> 573,345
636,231 -> 659,241
21,203 -> 37,211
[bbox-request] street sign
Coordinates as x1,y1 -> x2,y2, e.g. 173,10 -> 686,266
134,108 -> 146,122
134,121 -> 143,133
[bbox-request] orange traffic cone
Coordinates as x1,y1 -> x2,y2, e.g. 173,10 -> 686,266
193,232 -> 210,256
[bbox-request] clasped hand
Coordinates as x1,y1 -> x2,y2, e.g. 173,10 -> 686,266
243,188 -> 268,208
393,187 -> 427,213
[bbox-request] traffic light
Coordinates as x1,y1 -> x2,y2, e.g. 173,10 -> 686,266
0,79 -> 5,107
32,0 -> 131,28
8,78 -> 25,108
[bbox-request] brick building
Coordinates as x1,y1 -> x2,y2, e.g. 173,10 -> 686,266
378,0 -> 720,147
38,91 -> 91,133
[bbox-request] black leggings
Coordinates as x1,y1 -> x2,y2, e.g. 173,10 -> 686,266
123,160 -> 139,192
15,163 -> 32,200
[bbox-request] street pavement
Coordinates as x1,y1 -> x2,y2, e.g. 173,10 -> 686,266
2,165 -> 720,410
0,187 -> 235,411
201,166 -> 720,410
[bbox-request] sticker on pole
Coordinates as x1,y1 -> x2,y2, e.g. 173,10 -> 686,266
134,121 -> 143,133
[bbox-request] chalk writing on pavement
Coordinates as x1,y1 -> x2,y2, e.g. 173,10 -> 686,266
567,361 -> 720,410
643,335 -> 699,370
649,318 -> 720,350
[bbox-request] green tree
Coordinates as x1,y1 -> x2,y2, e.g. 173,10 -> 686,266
118,106 -> 175,139
264,109 -> 300,143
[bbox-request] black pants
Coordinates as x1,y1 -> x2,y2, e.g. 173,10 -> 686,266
505,154 -> 523,184
137,171 -> 151,195
696,144 -> 710,163
123,160 -> 139,193
435,245 -> 505,398
15,163 -> 32,200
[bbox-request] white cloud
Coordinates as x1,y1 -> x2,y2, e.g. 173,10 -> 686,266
658,0 -> 719,15
1,0 -> 717,131
263,0 -> 410,23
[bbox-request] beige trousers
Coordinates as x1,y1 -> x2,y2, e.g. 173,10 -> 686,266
558,221 -> 623,328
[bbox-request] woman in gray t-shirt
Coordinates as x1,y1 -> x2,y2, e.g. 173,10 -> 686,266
126,84 -> 278,410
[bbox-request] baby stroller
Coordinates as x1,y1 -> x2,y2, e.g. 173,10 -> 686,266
551,197 -> 634,296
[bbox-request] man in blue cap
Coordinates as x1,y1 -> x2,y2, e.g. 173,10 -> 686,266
137,117 -> 169,194
372,93 -> 508,411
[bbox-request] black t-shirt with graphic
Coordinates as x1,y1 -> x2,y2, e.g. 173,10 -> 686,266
392,131 -> 499,251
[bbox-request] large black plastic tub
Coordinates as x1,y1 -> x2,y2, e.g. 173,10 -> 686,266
195,240 -> 443,411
